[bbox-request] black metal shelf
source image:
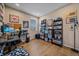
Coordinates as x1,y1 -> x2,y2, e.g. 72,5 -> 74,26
53,29 -> 62,30
53,24 -> 62,26
40,19 -> 53,42
53,19 -> 62,22
53,17 -> 63,46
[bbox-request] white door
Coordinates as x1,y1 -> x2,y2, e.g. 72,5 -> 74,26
63,20 -> 79,51
75,28 -> 79,51
63,23 -> 74,49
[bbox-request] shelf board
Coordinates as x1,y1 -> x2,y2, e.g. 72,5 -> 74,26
53,24 -> 62,26
54,20 -> 62,22
53,29 -> 62,30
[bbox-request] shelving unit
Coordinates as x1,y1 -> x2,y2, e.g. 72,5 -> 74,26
40,19 -> 47,40
20,30 -> 30,43
0,3 -> 4,37
40,19 -> 53,42
53,17 -> 63,46
0,3 -> 4,21
40,18 -> 63,45
47,25 -> 53,42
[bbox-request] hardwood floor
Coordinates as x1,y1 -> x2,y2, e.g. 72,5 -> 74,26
18,39 -> 79,56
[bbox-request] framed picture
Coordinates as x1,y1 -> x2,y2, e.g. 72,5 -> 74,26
30,19 -> 36,31
66,16 -> 77,24
66,11 -> 77,24
9,14 -> 19,23
23,21 -> 29,28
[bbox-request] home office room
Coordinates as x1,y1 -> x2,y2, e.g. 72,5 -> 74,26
0,2 -> 79,56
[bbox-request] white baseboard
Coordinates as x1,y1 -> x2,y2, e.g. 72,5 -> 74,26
63,43 -> 79,51
63,43 -> 74,49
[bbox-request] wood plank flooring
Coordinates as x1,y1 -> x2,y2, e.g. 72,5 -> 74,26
18,39 -> 79,56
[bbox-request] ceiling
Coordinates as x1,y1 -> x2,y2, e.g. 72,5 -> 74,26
6,3 -> 69,17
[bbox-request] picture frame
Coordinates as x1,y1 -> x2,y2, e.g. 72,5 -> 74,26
9,14 -> 19,23
66,16 -> 77,24
66,11 -> 77,24
23,21 -> 29,28
30,19 -> 36,31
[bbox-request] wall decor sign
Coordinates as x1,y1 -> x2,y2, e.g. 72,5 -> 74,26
23,21 -> 29,28
66,11 -> 77,24
66,10 -> 79,31
9,15 -> 19,23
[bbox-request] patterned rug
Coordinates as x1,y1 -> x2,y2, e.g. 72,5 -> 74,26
7,48 -> 29,56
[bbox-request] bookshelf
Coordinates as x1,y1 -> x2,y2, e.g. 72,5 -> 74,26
0,3 -> 4,36
40,19 -> 53,42
0,3 -> 4,21
40,19 -> 47,40
53,17 -> 63,46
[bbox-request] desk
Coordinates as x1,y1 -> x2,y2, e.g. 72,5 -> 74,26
0,39 -> 20,45
0,38 -> 21,55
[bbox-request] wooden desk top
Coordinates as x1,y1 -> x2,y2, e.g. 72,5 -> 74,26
0,39 -> 19,44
